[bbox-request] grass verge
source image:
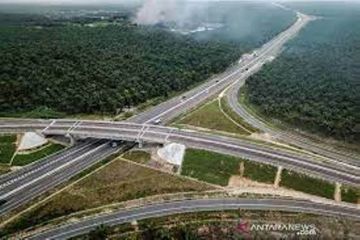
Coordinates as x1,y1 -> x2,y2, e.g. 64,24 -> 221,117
0,135 -> 17,164
181,149 -> 276,186
1,158 -> 211,235
176,100 -> 250,136
12,144 -> 65,166
220,97 -> 259,133
280,170 -> 335,199
243,161 -> 277,184
122,150 -> 151,164
0,164 -> 11,175
341,185 -> 360,204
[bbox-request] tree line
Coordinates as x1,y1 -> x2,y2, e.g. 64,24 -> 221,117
246,8 -> 360,143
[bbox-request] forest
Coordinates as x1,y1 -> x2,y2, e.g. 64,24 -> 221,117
246,3 -> 360,142
0,2 -> 294,117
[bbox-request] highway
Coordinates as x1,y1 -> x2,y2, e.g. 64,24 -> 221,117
0,139 -> 127,216
27,198 -> 360,239
1,119 -> 359,186
0,11 -> 314,217
128,12 -> 311,125
1,10 -> 356,237
224,40 -> 360,168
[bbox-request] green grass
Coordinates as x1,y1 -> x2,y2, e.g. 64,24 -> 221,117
177,100 -> 250,136
12,144 -> 65,166
122,150 -> 151,164
243,161 -> 277,184
341,186 -> 360,204
0,164 -> 11,175
181,149 -> 276,186
0,135 -> 17,164
181,149 -> 240,186
1,159 -> 211,236
220,97 -> 259,133
281,170 -> 335,199
0,106 -> 66,119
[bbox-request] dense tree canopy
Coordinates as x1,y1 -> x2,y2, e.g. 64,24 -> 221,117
246,4 -> 360,142
0,3 -> 295,117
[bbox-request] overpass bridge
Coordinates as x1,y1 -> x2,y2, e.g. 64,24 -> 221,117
1,119 -> 359,186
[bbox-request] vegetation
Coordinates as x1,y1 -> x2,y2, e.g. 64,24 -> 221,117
0,17 -> 241,117
122,150 -> 151,164
243,161 -> 277,184
87,225 -> 110,240
280,170 -> 335,199
12,143 -> 64,166
245,3 -> 360,143
181,149 -> 241,186
2,159 -> 211,234
220,97 -> 259,133
75,209 -> 360,239
0,2 -> 296,117
0,164 -> 11,175
0,135 -> 17,164
181,149 -> 276,186
177,100 -> 250,136
341,185 -> 360,204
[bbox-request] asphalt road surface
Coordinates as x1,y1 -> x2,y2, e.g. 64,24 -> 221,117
0,139 -> 127,216
128,12 -> 311,125
1,120 -> 359,186
27,198 -> 360,239
1,10 -> 356,236
225,53 -> 360,167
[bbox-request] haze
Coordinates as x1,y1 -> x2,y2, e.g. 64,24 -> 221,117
1,0 -> 360,4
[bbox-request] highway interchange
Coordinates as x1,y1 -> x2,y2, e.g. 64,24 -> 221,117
0,139 -> 128,216
1,120 -> 359,186
0,10 -> 359,239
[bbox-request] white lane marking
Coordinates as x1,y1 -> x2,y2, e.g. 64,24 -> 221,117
0,142 -> 95,190
139,125 -> 150,140
136,124 -> 147,143
67,121 -> 82,134
42,124 -> 360,178
0,143 -> 107,198
143,15 -> 310,124
3,120 -> 359,172
44,201 -> 359,239
39,122 -> 360,173
164,128 -> 174,143
41,120 -> 56,133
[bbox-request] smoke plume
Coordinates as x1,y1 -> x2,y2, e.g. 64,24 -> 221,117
134,0 -> 179,25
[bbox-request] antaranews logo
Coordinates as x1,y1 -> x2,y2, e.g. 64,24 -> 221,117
234,220 -> 318,237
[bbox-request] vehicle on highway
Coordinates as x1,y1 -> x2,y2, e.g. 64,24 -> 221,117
154,118 -> 162,125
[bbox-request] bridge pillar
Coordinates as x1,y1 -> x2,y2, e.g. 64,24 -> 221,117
66,133 -> 76,146
138,140 -> 143,149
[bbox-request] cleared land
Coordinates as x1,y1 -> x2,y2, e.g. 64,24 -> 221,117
177,100 -> 251,136
122,150 -> 151,164
280,170 -> 335,199
0,135 -> 17,164
4,158 -> 212,234
12,143 -> 65,166
181,149 -> 277,186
